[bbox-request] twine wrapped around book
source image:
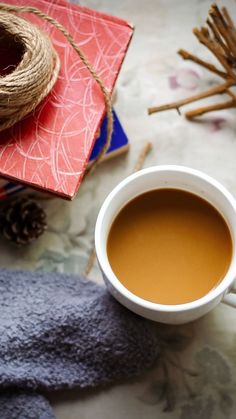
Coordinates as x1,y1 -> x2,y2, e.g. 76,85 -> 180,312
0,3 -> 113,174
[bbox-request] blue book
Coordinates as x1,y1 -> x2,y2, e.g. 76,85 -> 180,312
90,109 -> 129,162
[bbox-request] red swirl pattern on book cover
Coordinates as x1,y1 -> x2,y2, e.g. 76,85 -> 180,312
0,0 -> 133,199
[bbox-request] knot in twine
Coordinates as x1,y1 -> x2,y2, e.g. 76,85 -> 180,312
0,3 -> 113,174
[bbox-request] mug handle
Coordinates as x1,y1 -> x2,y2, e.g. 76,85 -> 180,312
222,282 -> 236,308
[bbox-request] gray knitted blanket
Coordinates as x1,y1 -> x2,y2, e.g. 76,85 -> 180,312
0,269 -> 159,418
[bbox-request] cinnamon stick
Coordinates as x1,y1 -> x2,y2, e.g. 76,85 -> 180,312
209,5 -> 236,58
206,18 -> 229,56
133,142 -> 152,172
221,8 -> 236,60
148,82 -> 232,115
185,99 -> 235,119
84,247 -> 96,276
178,49 -> 227,79
193,28 -> 236,81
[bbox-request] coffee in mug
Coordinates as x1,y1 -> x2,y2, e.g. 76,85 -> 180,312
107,188 -> 232,305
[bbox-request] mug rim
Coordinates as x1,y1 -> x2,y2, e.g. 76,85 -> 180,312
95,165 -> 236,313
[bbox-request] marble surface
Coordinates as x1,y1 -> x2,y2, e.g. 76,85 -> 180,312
2,0 -> 236,418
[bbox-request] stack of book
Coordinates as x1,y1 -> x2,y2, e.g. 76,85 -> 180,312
0,0 -> 133,200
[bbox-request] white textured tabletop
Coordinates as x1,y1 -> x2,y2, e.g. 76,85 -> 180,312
2,0 -> 236,418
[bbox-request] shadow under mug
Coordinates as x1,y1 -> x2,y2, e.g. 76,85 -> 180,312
95,165 -> 236,324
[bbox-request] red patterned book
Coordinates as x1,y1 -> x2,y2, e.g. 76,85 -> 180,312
0,0 -> 133,199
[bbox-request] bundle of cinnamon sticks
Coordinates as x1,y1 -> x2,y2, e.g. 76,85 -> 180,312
148,4 -> 236,119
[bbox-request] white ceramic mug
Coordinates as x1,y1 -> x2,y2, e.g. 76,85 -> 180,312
95,165 -> 236,324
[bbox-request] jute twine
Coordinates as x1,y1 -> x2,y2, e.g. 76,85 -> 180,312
0,3 -> 113,175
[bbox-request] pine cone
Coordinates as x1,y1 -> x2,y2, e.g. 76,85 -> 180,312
0,197 -> 47,245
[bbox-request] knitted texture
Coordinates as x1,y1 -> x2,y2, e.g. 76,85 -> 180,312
0,391 -> 55,419
0,269 -> 159,417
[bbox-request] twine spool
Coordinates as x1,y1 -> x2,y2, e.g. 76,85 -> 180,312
0,3 -> 113,174
0,11 -> 60,132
